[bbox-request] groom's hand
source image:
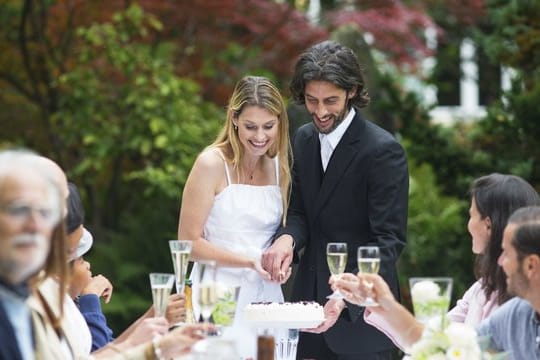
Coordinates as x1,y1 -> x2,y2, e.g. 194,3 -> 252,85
262,235 -> 294,282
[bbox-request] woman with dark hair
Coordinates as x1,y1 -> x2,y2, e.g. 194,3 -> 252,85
332,173 -> 540,349
450,173 -> 540,323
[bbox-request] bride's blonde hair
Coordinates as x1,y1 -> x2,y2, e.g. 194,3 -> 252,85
210,76 -> 291,225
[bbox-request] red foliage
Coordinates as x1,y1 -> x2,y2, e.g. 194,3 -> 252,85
327,1 -> 440,70
19,0 -> 485,103
37,0 -> 327,104
422,0 -> 486,27
138,0 -> 327,103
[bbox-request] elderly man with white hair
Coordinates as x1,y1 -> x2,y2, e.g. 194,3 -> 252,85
0,149 -> 63,359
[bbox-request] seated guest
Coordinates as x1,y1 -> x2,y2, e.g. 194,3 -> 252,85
476,205 -> 540,358
332,173 -> 539,350
335,205 -> 540,359
1,149 -> 207,359
0,150 -> 64,359
65,182 -> 114,350
65,182 -> 186,351
26,158 -> 92,356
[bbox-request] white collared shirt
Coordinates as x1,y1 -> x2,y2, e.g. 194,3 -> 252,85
319,107 -> 355,171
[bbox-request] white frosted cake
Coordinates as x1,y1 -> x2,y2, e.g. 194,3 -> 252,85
244,301 -> 324,328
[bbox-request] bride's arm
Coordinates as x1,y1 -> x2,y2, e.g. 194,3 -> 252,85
178,150 -> 268,278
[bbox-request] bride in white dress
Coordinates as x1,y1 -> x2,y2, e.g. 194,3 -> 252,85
177,76 -> 292,358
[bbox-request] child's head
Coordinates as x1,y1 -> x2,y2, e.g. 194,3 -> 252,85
65,182 -> 94,297
68,227 -> 94,297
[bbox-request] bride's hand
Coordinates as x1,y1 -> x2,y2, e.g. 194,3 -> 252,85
251,258 -> 272,281
278,266 -> 292,284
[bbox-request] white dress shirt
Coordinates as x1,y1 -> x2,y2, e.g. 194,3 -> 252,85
319,108 -> 355,171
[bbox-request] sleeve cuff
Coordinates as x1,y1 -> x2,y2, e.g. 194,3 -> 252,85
78,294 -> 103,313
364,309 -> 409,351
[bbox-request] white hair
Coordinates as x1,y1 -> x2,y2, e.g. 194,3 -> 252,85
0,148 -> 63,220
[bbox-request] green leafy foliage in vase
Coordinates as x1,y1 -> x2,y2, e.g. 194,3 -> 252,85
212,286 -> 239,326
412,298 -> 450,324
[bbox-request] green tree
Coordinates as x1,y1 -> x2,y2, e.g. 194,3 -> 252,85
399,160 -> 471,307
470,0 -> 540,187
52,5 -> 223,330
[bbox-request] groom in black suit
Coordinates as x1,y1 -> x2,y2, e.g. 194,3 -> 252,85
262,40 -> 409,359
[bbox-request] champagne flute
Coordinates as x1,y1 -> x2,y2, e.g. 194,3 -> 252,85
149,273 -> 175,317
326,242 -> 348,299
169,240 -> 193,294
197,260 -> 218,327
357,246 -> 380,306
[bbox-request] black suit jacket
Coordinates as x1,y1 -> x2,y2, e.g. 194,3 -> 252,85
277,110 -> 408,354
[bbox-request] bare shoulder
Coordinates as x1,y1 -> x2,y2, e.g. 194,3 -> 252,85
193,148 -> 225,175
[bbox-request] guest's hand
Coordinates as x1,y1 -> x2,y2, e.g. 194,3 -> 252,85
121,317 -> 169,347
358,273 -> 399,314
81,274 -> 113,303
329,273 -> 363,305
302,298 -> 345,334
261,234 -> 294,282
332,273 -> 398,314
165,293 -> 186,324
159,323 -> 211,358
252,258 -> 272,281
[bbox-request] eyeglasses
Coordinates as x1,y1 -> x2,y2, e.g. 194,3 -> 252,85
0,202 -> 60,228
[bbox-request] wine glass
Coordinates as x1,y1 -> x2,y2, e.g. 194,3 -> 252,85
197,260 -> 218,327
169,240 -> 193,294
149,273 -> 175,317
357,246 -> 380,306
275,328 -> 299,360
326,242 -> 348,299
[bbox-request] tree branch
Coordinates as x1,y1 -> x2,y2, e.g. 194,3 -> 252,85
18,0 -> 42,105
0,71 -> 38,102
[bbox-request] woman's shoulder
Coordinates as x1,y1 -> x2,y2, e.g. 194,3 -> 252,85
465,280 -> 485,294
195,148 -> 227,172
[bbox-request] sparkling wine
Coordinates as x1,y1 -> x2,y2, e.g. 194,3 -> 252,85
326,252 -> 347,275
358,258 -> 380,274
171,250 -> 190,293
152,285 -> 172,317
198,284 -> 217,320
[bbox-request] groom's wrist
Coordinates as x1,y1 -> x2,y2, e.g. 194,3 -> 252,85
277,234 -> 295,249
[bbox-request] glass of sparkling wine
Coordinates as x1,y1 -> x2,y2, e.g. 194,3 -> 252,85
169,240 -> 193,294
357,246 -> 381,306
197,260 -> 217,326
149,273 -> 175,317
326,242 -> 348,299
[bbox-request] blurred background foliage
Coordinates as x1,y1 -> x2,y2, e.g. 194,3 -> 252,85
1,0 -> 540,334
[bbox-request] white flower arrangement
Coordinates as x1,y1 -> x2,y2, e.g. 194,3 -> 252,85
410,279 -> 451,325
406,322 -> 504,360
411,280 -> 442,303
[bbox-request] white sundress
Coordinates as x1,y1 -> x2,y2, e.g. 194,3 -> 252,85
190,153 -> 284,358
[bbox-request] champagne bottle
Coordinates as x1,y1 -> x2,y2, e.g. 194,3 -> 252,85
184,279 -> 196,324
257,333 -> 275,360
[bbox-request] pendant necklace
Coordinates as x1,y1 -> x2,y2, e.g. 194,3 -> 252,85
242,164 -> 256,182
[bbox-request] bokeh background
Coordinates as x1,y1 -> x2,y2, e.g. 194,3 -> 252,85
2,0 -> 539,340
